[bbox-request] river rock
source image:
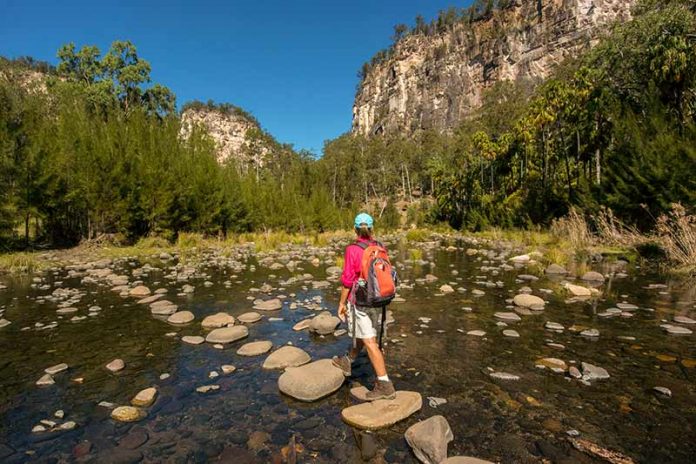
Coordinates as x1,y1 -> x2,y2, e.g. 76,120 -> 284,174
45,363 -> 68,375
442,457 -> 495,464
131,387 -> 157,407
580,328 -> 600,337
467,330 -> 486,337
494,312 -> 521,322
278,359 -> 344,401
205,325 -> 248,344
545,321 -> 564,331
309,312 -> 341,335
674,316 -> 696,324
293,319 -> 312,331
653,386 -> 672,397
182,335 -> 205,345
129,286 -> 151,297
545,264 -> 568,275
503,329 -> 520,338
150,300 -> 177,315
513,294 -> 545,309
341,391 -> 422,430
262,346 -> 311,369
111,406 -> 144,422
564,282 -> 592,297
254,298 -> 282,311
201,312 -> 235,328
489,372 -> 520,381
137,294 -> 161,305
106,359 -> 125,372
536,358 -> 567,370
167,311 -> 194,324
237,311 -> 262,323
439,284 -> 455,293
404,415 -> 453,464
0,318 -> 11,328
581,362 -> 610,380
581,271 -> 605,282
36,374 -> 55,386
236,340 -> 273,356
662,324 -> 693,335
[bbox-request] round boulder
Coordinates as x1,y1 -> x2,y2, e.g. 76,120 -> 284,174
111,406 -> 144,422
309,312 -> 341,335
513,294 -> 545,309
278,359 -> 345,401
205,326 -> 249,344
167,311 -> 194,324
201,312 -> 235,329
405,415 -> 453,464
236,341 -> 273,356
237,312 -> 262,323
262,346 -> 311,369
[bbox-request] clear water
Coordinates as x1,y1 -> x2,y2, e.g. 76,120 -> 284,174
0,239 -> 694,463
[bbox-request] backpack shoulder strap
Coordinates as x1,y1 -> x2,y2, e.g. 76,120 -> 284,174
353,241 -> 369,250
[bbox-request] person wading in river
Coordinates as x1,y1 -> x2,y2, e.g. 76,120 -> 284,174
332,212 -> 397,400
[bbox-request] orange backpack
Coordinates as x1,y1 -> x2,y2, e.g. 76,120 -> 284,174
353,241 -> 397,307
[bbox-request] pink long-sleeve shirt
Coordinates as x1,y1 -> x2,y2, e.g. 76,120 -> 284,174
341,236 -> 377,288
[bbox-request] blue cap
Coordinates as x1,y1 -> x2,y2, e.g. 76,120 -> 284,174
354,212 -> 374,228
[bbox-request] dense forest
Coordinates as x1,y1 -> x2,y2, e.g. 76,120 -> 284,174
0,0 -> 694,250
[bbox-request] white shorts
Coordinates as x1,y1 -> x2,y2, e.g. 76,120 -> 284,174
347,302 -> 384,340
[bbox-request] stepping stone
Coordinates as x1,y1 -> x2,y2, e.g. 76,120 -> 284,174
137,295 -> 161,305
293,319 -> 312,331
674,316 -> 696,324
201,312 -> 234,328
545,322 -> 564,331
564,283 -> 592,297
131,387 -> 157,407
262,346 -> 311,369
253,298 -> 282,311
45,363 -> 68,375
309,312 -> 341,335
581,271 -> 605,282
236,341 -> 273,356
167,311 -> 194,324
349,386 -> 371,402
182,335 -> 205,345
662,324 -> 693,335
467,330 -> 486,337
341,391 -> 422,430
278,359 -> 344,401
237,312 -> 262,323
503,330 -> 519,338
129,286 -> 151,297
106,359 -> 125,372
150,301 -> 177,315
205,326 -> 248,344
111,406 -> 144,422
494,312 -> 521,322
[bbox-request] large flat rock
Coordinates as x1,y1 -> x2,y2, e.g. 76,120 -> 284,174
341,391 -> 422,430
201,312 -> 235,328
236,341 -> 273,356
205,326 -> 249,344
278,359 -> 344,401
262,346 -> 311,369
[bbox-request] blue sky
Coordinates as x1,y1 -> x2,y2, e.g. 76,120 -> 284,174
1,0 -> 470,154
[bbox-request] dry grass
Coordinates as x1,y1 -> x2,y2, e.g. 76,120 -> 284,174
0,252 -> 46,274
656,203 -> 696,271
550,208 -> 593,249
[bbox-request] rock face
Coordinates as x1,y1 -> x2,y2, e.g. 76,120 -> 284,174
352,0 -> 634,137
180,105 -> 276,166
278,359 -> 345,401
342,391 -> 423,430
404,415 -> 454,464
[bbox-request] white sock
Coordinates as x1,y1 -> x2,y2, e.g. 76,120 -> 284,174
378,375 -> 390,382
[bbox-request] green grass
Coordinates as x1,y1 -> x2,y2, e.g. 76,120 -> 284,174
0,252 -> 47,274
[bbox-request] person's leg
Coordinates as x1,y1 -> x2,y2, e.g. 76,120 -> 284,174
349,338 -> 364,359
362,337 -> 387,377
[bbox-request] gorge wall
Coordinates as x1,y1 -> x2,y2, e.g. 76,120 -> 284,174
352,0 -> 635,137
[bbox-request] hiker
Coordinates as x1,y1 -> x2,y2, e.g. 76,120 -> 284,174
332,212 -> 397,400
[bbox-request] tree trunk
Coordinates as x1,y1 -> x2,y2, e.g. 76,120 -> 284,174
25,212 -> 30,246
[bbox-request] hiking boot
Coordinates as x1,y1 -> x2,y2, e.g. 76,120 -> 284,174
332,355 -> 352,377
365,380 -> 396,401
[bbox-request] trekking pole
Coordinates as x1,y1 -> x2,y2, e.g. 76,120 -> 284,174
378,305 -> 386,351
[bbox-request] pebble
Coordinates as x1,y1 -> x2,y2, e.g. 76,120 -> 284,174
221,365 -> 236,375
653,386 -> 672,397
580,328 -> 600,337
489,372 -> 520,381
36,374 -> 55,386
494,312 -> 521,322
502,330 -> 519,338
131,387 -> 157,407
467,330 -> 486,337
181,335 -> 205,345
45,363 -> 68,375
106,359 -> 125,372
196,385 -> 220,393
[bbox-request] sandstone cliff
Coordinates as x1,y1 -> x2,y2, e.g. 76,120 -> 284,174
180,104 -> 273,166
352,0 -> 634,137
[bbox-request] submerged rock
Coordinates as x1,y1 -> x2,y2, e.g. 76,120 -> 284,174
237,311 -> 262,323
404,415 -> 453,464
254,298 -> 282,311
278,359 -> 344,401
106,359 -> 125,372
131,387 -> 157,407
581,362 -> 610,381
564,282 -> 592,297
581,271 -> 605,282
545,264 -> 567,275
489,372 -> 520,381
111,406 -> 144,422
45,363 -> 68,375
129,286 -> 151,297
494,312 -> 521,322
182,335 -> 205,345
342,391 -> 422,430
262,346 -> 311,369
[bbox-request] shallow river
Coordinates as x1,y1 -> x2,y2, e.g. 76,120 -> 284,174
0,238 -> 694,463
